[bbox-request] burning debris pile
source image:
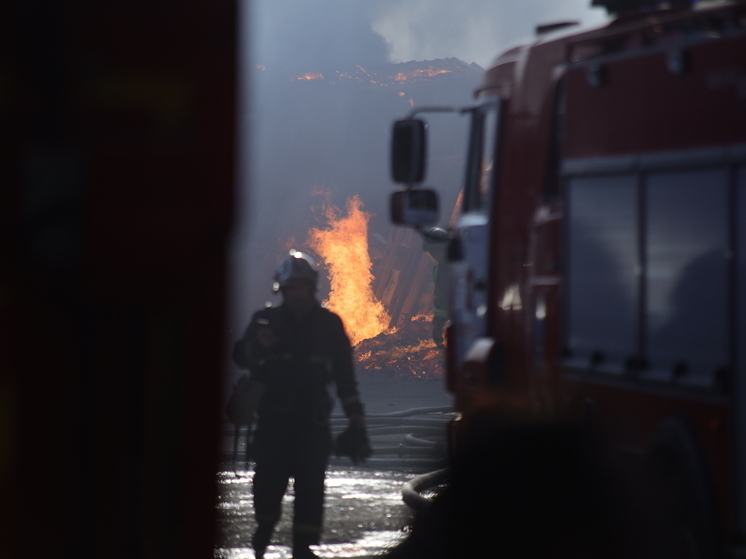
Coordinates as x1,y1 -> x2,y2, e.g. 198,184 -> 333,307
354,316 -> 443,379
290,58 -> 482,87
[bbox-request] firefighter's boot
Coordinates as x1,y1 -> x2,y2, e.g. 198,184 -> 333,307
292,544 -> 320,559
292,532 -> 320,559
251,523 -> 274,559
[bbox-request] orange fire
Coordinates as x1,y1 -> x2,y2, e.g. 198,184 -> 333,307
392,67 -> 453,82
410,313 -> 431,321
355,65 -> 374,77
307,196 -> 391,346
296,72 -> 324,81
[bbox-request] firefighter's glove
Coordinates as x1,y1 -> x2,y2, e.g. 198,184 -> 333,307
334,424 -> 372,465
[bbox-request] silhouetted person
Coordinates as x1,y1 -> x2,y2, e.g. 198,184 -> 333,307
232,250 -> 370,559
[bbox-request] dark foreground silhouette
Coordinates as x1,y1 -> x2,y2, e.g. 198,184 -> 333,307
385,410 -> 683,559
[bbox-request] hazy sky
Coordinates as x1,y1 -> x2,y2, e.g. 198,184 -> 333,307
250,0 -> 609,72
371,0 -> 608,68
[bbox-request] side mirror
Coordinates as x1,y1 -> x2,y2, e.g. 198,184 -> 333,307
391,119 -> 427,184
390,188 -> 439,227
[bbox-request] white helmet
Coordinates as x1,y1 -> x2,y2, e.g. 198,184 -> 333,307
422,227 -> 449,243
273,250 -> 318,292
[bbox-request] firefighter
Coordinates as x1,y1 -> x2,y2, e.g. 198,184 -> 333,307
422,227 -> 450,348
232,250 -> 370,559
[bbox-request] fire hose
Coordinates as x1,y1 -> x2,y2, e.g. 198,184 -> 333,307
402,467 -> 449,512
330,406 -> 453,510
329,405 -> 452,467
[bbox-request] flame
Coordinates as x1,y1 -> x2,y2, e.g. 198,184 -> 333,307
356,65 -> 375,78
307,196 -> 390,346
290,61 -> 467,87
310,184 -> 331,198
410,313 -> 431,321
296,72 -> 324,81
392,67 -> 453,82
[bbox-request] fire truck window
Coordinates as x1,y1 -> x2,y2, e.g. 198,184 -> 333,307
464,104 -> 498,213
478,108 -> 498,211
566,174 -> 638,369
645,169 -> 729,383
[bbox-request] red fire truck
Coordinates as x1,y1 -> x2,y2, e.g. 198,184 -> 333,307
390,0 -> 746,556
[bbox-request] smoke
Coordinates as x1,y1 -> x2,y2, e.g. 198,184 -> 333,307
250,0 -> 389,73
232,0 -> 609,342
249,0 -> 607,73
371,0 -> 609,68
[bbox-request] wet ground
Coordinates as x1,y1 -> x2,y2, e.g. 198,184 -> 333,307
216,375 -> 453,558
215,465 -> 416,558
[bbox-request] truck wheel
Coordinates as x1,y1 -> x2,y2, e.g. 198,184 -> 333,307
637,416 -> 720,559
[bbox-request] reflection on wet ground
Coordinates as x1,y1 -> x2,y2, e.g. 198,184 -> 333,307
215,465 -> 418,559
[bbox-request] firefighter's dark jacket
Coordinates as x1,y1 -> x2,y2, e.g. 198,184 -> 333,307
233,302 -> 364,419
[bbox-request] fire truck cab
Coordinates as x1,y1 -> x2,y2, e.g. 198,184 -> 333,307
390,0 -> 746,556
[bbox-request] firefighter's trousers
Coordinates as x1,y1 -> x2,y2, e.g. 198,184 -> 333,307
251,409 -> 332,547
